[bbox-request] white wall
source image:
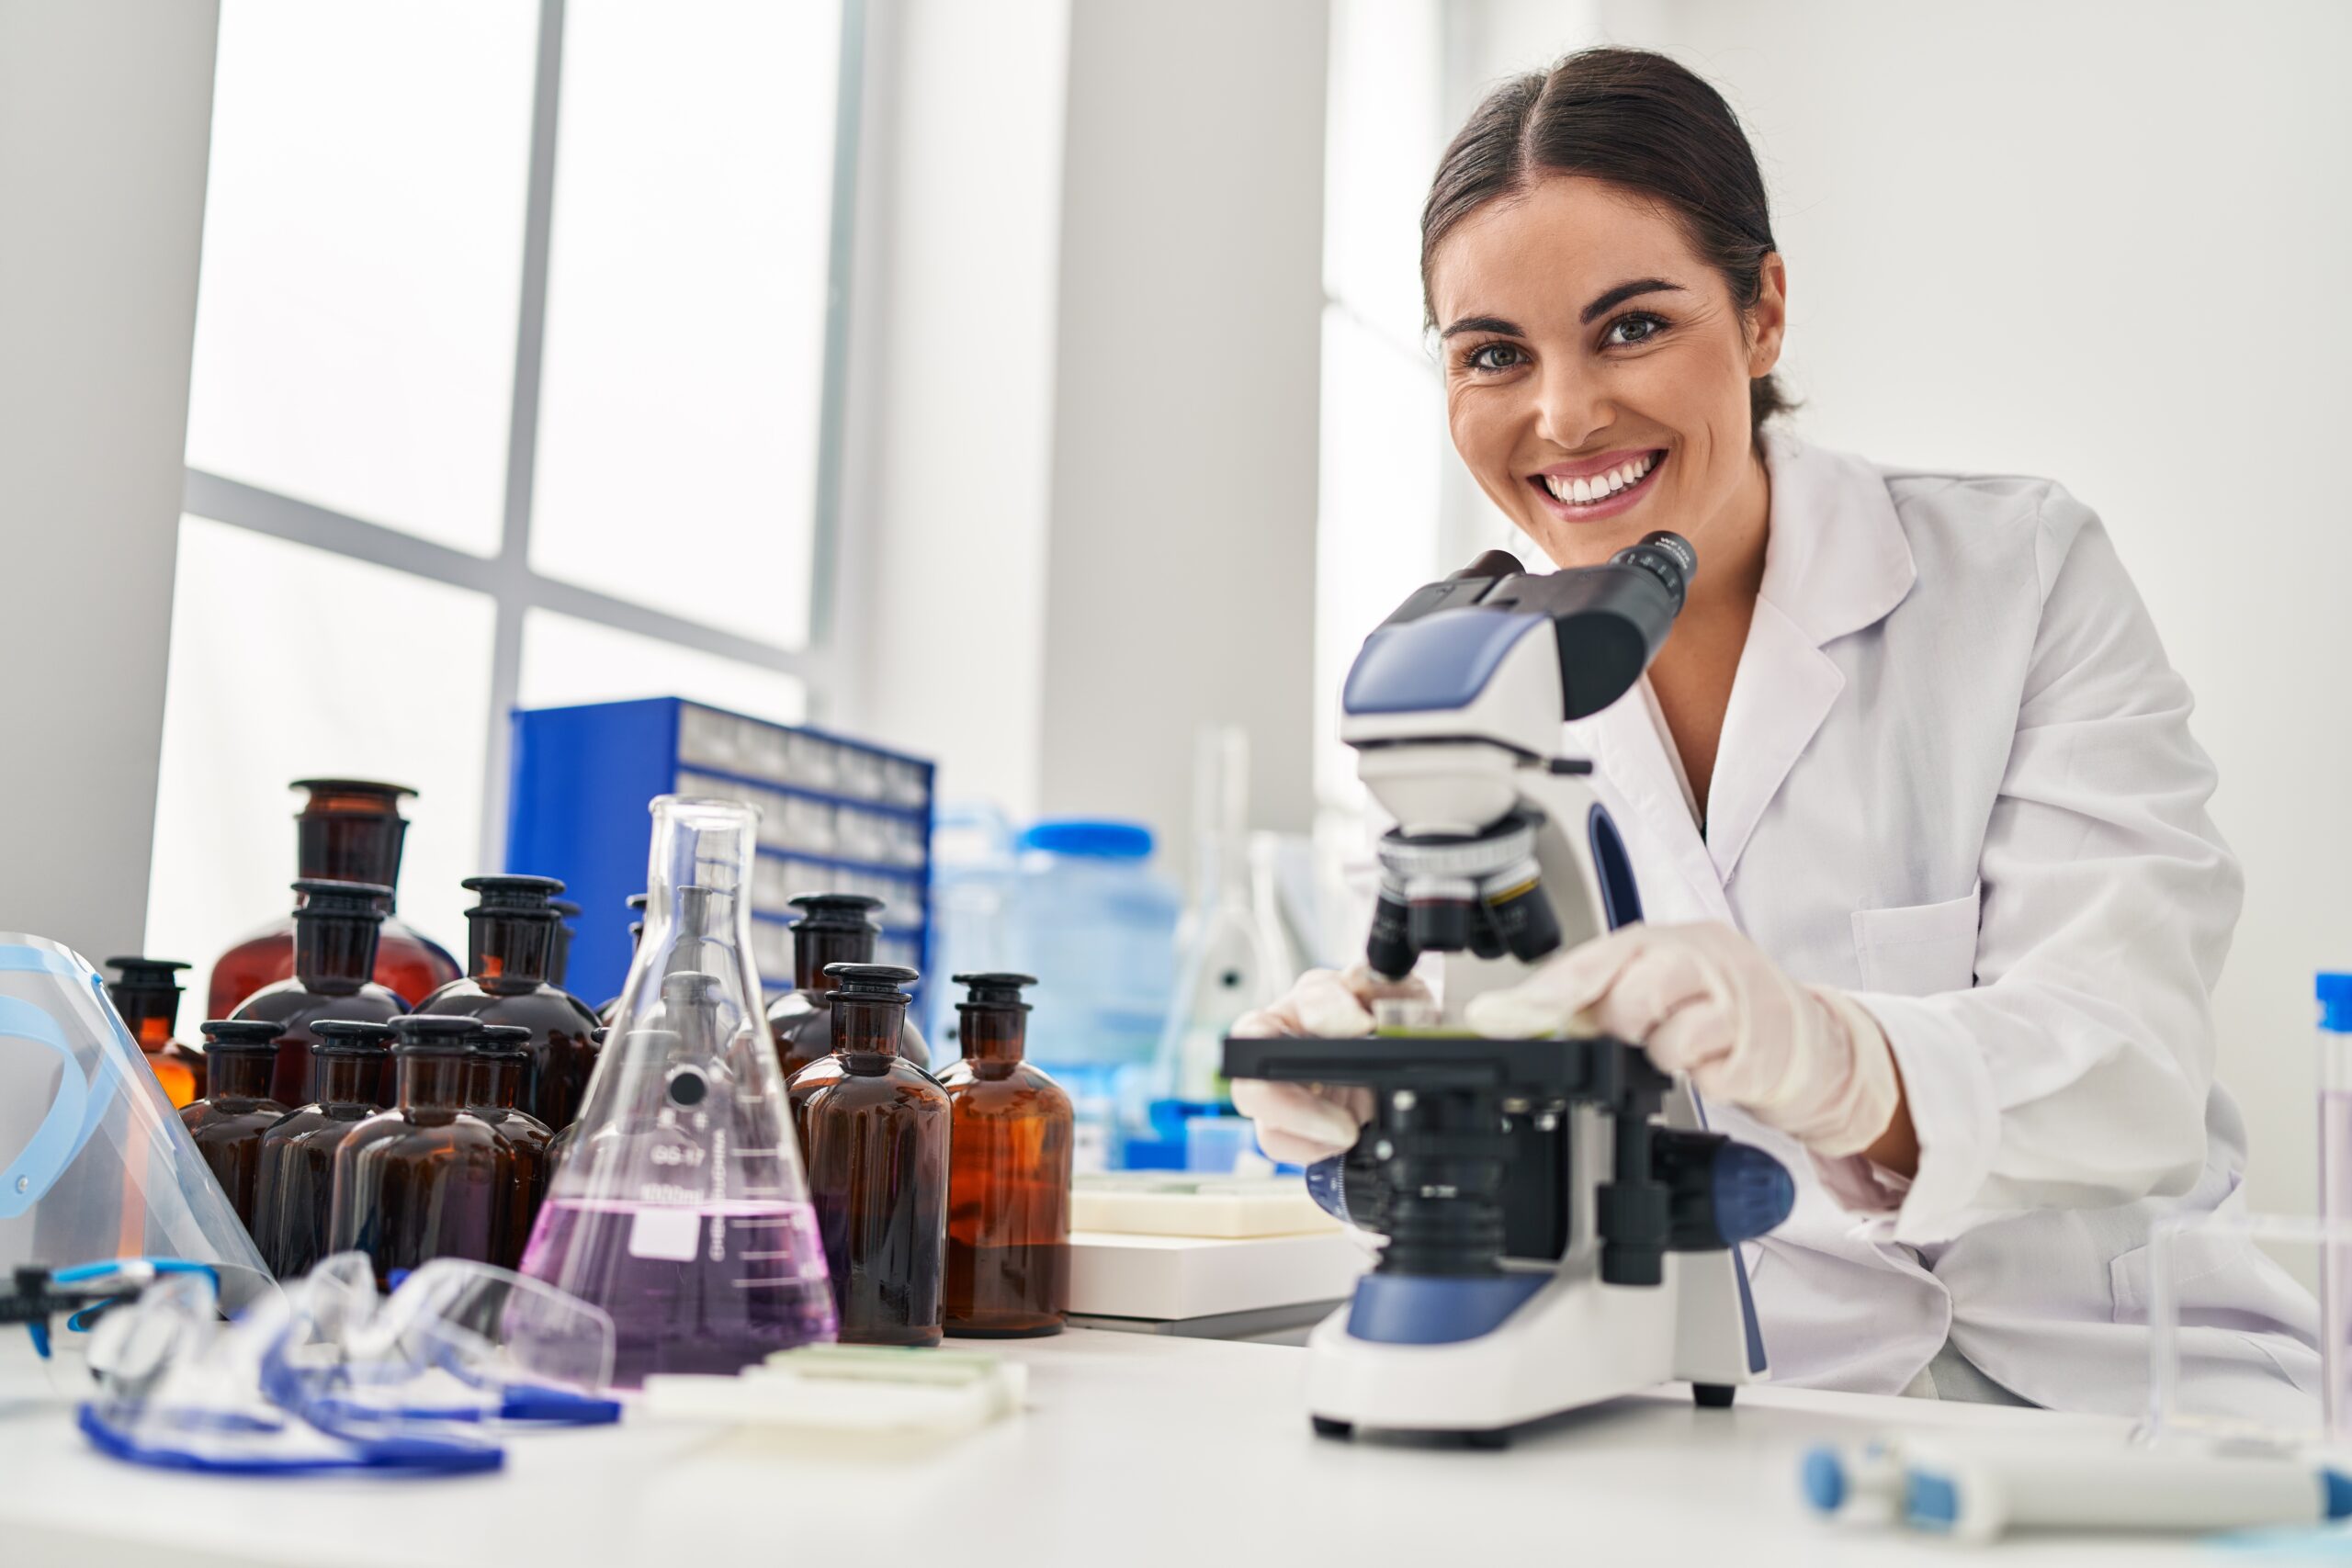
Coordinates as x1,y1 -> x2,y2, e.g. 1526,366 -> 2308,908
847,0 -> 1329,878
1035,0 -> 1328,861
837,0 -> 1072,818
1450,0 -> 2352,1220
0,0 -> 218,961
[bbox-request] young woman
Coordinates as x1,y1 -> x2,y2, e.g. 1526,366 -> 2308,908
1233,48 -> 2315,1417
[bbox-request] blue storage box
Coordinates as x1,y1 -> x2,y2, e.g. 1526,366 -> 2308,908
504,697 -> 934,1009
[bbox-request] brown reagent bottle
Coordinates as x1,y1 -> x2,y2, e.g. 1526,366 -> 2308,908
938,973 -> 1071,1337
594,895 -> 647,1026
327,1015 -> 516,1288
789,964 -> 948,1347
414,874 -> 603,1132
179,1021 -> 292,1233
463,1022 -> 554,1267
230,879 -> 412,1108
542,1025 -> 605,1181
105,956 -> 205,1107
548,898 -> 582,988
251,1018 -> 395,1279
207,779 -> 460,1018
767,894 -> 929,1078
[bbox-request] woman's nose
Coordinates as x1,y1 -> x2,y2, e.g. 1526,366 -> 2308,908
1532,357 -> 1608,452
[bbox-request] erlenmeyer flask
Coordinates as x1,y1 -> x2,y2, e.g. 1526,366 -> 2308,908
1156,726 -> 1291,1102
515,796 -> 836,1385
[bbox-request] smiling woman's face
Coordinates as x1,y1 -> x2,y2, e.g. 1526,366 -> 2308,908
1429,173 -> 1786,571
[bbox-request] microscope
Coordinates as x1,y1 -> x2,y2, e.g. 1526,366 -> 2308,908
1223,532 -> 1795,1446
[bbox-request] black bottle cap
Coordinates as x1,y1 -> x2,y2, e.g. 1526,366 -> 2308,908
954,972 -> 1036,1010
311,1019 -> 396,1054
476,1023 -> 534,1058
461,874 -> 566,912
389,1014 -> 489,1052
292,778 -> 417,805
824,963 -> 919,1001
201,1020 -> 283,1052
291,879 -> 393,917
551,899 -> 581,920
790,894 -> 883,933
106,957 -> 190,993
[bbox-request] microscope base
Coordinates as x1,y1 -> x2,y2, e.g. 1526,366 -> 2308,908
1299,1247 -> 1762,1441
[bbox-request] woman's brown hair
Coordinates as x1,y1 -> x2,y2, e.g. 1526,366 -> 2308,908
1422,48 -> 1791,433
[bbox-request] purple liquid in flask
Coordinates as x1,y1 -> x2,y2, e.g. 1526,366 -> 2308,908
518,796 -> 837,1384
520,1198 -> 835,1384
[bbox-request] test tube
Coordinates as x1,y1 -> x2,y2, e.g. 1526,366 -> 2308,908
2319,972 -> 2352,1438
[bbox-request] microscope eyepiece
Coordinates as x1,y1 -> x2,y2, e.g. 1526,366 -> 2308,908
1609,530 -> 1696,615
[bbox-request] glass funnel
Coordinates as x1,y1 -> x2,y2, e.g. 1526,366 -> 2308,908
515,796 -> 836,1384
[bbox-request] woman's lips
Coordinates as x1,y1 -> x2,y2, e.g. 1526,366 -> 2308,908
1527,448 -> 1666,524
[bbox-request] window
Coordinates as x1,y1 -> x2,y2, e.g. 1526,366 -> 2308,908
149,0 -> 862,1009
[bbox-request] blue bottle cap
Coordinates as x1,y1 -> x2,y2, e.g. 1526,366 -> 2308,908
1018,819 -> 1155,859
2321,974 -> 2352,1033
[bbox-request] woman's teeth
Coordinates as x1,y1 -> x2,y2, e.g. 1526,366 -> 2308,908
1542,451 -> 1657,505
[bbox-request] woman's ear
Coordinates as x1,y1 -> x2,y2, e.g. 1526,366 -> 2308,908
1747,253 -> 1788,378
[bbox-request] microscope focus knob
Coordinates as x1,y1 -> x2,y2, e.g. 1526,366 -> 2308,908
1653,1130 -> 1796,1249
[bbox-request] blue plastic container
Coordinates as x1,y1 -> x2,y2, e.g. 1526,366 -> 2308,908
1004,820 -> 1180,1074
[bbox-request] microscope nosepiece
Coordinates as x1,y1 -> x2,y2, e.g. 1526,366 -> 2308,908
1408,894 -> 1473,955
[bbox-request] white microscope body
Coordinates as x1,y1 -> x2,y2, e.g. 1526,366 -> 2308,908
1229,535 -> 1785,1444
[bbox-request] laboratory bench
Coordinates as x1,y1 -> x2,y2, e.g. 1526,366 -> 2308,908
0,1327 -> 2242,1566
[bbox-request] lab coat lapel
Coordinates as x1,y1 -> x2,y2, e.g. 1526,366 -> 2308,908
1583,688 -> 1735,925
1705,435 -> 1917,886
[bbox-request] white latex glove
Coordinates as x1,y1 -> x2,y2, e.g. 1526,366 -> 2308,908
1227,964 -> 1432,1166
1462,922 -> 1900,1158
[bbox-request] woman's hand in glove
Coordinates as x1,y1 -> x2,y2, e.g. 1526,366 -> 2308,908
1462,921 -> 1910,1164
1227,965 -> 1432,1166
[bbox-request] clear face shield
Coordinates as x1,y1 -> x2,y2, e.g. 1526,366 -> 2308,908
0,936 -> 272,1313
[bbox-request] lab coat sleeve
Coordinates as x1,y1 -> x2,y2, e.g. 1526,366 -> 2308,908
1828,486 -> 2241,1246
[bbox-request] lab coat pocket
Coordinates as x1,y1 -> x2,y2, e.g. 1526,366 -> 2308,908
2107,1228 -> 2265,1326
1849,885 -> 1983,997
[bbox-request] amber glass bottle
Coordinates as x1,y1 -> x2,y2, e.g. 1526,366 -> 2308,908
939,974 -> 1071,1337
179,1021 -> 292,1233
105,956 -> 206,1107
594,895 -> 647,1026
768,895 -> 929,1079
790,964 -> 948,1347
251,1019 -> 394,1279
548,898 -> 581,988
231,880 -> 411,1108
414,875 -> 603,1132
463,1022 -> 553,1267
208,779 -> 460,1018
327,1016 -> 515,1288
542,1025 -> 605,1180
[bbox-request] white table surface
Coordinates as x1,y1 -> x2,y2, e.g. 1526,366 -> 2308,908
0,1328 -> 2288,1566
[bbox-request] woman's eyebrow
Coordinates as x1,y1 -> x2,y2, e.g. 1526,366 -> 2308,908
1439,314 -> 1523,340
1580,278 -> 1685,322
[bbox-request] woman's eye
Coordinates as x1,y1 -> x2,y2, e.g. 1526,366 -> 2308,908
1465,342 -> 1526,373
1603,312 -> 1668,347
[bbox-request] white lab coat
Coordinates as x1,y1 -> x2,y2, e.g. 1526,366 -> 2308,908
1558,431 -> 2318,1420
